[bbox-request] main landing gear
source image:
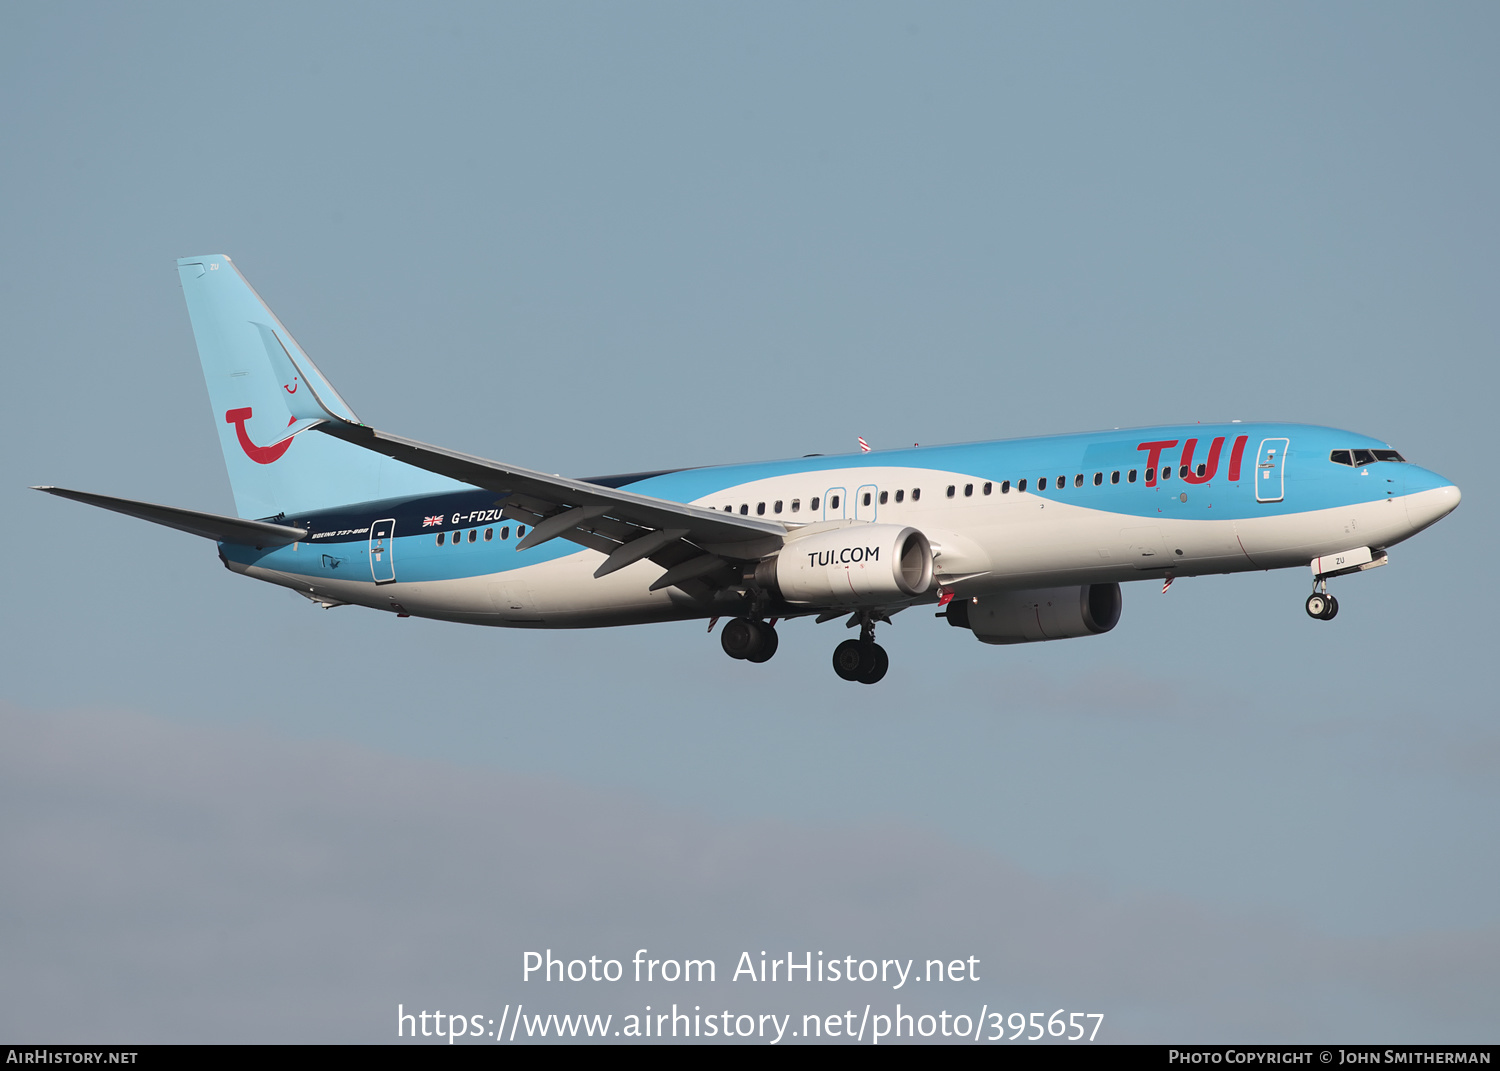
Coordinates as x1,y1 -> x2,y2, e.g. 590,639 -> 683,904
832,612 -> 889,685
832,638 -> 888,684
1305,579 -> 1339,621
719,611 -> 891,684
720,617 -> 779,663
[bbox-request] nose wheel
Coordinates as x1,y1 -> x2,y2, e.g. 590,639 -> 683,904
1305,587 -> 1339,621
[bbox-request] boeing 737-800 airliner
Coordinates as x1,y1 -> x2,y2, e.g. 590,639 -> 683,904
35,255 -> 1461,683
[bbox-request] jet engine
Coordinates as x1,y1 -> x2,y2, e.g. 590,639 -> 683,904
945,583 -> 1122,644
758,525 -> 934,606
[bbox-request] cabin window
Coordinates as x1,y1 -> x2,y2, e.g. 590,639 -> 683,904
895,489 -> 904,503
1039,477 -> 1048,491
1145,468 -> 1155,483
724,505 -> 732,512
1017,478 -> 1027,492
1128,469 -> 1137,483
1074,473 -> 1083,488
791,499 -> 800,512
501,526 -> 510,540
1000,480 -> 1010,494
1161,466 -> 1171,481
830,495 -> 840,509
1093,472 -> 1103,486
862,492 -> 872,506
1179,465 -> 1189,478
983,482 -> 992,495
436,532 -> 445,545
740,504 -> 748,515
774,500 -> 783,514
946,485 -> 956,498
517,526 -> 526,538
1057,475 -> 1066,489
810,497 -> 820,511
756,502 -> 766,516
964,483 -> 973,497
912,488 -> 921,501
1196,464 -> 1206,477
879,490 -> 888,505
468,529 -> 477,543
1111,471 -> 1120,484
485,528 -> 493,541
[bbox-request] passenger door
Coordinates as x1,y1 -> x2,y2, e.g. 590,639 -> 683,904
369,518 -> 396,583
1255,439 -> 1289,503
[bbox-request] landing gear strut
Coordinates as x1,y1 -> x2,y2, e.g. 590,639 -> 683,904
832,613 -> 889,684
721,617 -> 779,662
1305,579 -> 1339,621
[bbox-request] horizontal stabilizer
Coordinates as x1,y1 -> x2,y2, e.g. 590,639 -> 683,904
31,486 -> 307,546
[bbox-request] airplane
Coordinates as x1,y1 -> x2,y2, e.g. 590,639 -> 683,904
34,255 -> 1462,684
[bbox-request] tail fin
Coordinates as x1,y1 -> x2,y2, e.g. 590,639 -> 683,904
177,255 -> 460,518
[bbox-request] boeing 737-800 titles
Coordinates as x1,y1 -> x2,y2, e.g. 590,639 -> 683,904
35,256 -> 1461,684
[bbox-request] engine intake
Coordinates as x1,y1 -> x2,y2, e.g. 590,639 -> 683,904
763,525 -> 934,606
946,583 -> 1122,644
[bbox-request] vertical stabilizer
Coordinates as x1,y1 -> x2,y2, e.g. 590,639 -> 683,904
177,255 -> 459,518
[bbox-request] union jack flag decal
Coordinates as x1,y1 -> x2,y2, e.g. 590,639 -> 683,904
422,515 -> 443,528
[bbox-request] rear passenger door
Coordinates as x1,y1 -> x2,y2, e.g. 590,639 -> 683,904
369,518 -> 396,582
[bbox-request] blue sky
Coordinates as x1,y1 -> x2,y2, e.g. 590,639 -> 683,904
2,2 -> 1496,1042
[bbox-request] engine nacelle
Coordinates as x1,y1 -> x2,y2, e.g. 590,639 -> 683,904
765,525 -> 934,606
945,584 -> 1122,645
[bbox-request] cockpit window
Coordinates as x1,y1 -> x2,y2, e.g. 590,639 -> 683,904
1331,448 -> 1406,466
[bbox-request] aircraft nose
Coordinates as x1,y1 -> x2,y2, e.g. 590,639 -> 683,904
1404,471 -> 1461,534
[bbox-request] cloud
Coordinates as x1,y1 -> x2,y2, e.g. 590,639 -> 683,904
1,703 -> 1493,1043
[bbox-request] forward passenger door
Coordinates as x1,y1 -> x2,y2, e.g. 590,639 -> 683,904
1255,439 -> 1289,503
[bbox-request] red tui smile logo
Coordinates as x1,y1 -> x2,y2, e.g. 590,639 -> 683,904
225,407 -> 293,464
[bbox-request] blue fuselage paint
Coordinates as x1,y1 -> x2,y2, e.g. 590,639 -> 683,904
218,421 -> 1457,627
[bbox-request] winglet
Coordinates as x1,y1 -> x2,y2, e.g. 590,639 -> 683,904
252,323 -> 355,426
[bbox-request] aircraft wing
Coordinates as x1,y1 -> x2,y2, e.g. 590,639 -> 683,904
314,421 -> 787,595
32,486 -> 308,546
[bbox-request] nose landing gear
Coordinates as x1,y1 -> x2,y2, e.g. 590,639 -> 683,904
1305,581 -> 1339,621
